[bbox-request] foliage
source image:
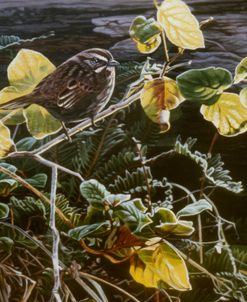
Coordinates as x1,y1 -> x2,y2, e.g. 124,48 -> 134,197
0,0 -> 246,301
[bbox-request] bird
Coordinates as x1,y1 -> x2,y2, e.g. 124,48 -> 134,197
0,48 -> 119,139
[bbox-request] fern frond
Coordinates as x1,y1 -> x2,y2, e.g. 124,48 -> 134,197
174,136 -> 243,193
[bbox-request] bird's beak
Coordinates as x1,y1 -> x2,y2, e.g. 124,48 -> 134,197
108,59 -> 120,66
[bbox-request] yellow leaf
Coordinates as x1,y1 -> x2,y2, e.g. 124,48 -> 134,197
157,0 -> 205,50
200,93 -> 247,136
8,48 -> 55,91
130,242 -> 191,290
0,121 -> 16,158
24,104 -> 61,139
140,77 -> 184,132
0,49 -> 61,137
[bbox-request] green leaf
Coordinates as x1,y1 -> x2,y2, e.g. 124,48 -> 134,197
16,137 -> 37,151
129,16 -> 161,54
153,208 -> 194,237
0,203 -> 9,219
113,199 -> 152,233
25,173 -> 47,188
68,221 -> 111,240
130,16 -> 161,44
0,163 -> 18,196
240,87 -> 247,108
234,57 -> 247,83
105,193 -> 131,206
0,237 -> 14,253
177,67 -> 232,105
80,179 -> 110,208
130,241 -> 191,290
177,199 -> 212,218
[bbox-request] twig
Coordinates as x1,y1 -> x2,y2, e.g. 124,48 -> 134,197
49,166 -> 62,302
31,91 -> 141,155
7,151 -> 84,181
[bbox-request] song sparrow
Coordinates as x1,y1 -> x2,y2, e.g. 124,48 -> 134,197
0,48 -> 119,133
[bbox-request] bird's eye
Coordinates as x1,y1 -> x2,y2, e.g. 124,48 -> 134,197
92,58 -> 100,64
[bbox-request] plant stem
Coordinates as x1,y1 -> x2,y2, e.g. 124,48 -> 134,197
49,166 -> 62,302
7,151 -> 84,181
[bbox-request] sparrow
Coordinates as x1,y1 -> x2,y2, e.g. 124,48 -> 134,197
0,48 -> 119,138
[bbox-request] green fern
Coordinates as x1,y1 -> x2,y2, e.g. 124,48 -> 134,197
174,137 -> 243,193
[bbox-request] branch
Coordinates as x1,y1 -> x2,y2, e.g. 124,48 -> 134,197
49,166 -> 62,302
32,91 -> 141,155
7,151 -> 84,181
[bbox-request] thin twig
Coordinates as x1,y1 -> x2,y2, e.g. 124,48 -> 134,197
49,166 -> 62,302
7,151 -> 84,181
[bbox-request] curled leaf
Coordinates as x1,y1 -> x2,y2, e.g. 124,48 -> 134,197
240,87 -> 247,108
141,77 -> 184,132
200,93 -> 247,136
130,16 -> 161,54
157,0 -> 204,50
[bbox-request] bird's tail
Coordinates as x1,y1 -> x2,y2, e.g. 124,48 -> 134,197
0,94 -> 33,110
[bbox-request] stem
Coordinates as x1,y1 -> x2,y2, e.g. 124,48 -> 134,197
161,30 -> 170,63
7,151 -> 84,181
49,166 -> 62,302
32,91 -> 141,155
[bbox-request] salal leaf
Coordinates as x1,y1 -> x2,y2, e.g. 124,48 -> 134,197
240,87 -> 247,108
200,93 -> 247,136
130,16 -> 161,54
80,179 -> 110,208
105,193 -> 131,206
130,241 -> 191,290
25,173 -> 47,188
177,67 -> 232,105
157,0 -> 204,50
234,57 -> 247,83
24,104 -> 61,139
0,122 -> 16,158
141,77 -> 184,132
0,49 -> 60,138
113,199 -> 152,233
68,221 -> 111,240
0,203 -> 9,219
177,199 -> 212,218
16,137 -> 37,151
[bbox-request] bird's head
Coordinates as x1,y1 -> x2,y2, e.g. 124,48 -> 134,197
78,48 -> 119,73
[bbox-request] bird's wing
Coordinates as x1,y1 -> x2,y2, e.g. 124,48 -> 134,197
56,61 -> 96,110
35,60 -> 96,110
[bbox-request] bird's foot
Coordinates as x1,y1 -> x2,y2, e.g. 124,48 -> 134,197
61,122 -> 72,142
